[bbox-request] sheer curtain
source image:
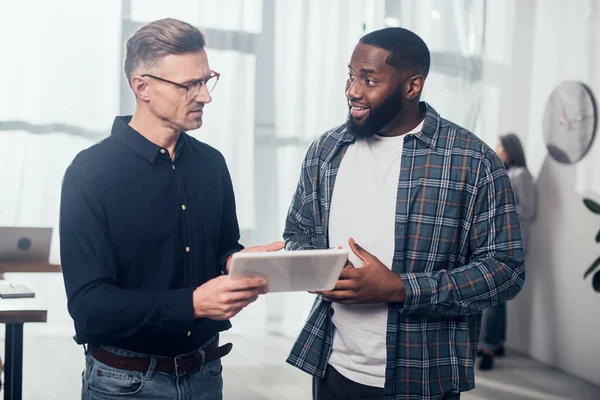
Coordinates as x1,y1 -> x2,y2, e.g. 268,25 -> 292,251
0,0 -> 122,240
385,0 -> 486,132
0,0 -> 260,336
0,0 -> 122,336
270,0 -> 386,337
274,0 -> 386,249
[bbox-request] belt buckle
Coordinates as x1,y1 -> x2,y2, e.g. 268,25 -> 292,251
173,354 -> 187,377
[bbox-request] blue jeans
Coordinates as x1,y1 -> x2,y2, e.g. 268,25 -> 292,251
481,302 -> 506,351
81,345 -> 223,400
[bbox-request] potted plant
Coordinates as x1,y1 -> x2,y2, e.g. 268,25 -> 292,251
583,198 -> 600,292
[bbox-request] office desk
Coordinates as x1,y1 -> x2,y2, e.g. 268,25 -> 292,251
0,262 -> 61,275
0,297 -> 48,400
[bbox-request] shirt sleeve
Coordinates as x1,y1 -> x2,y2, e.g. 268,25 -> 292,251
283,140 -> 327,250
397,152 -> 526,316
215,158 -> 244,274
60,164 -> 195,339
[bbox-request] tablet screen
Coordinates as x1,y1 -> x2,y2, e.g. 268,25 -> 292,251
228,249 -> 348,292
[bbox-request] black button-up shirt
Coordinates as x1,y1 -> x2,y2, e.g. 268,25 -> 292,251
60,116 -> 243,356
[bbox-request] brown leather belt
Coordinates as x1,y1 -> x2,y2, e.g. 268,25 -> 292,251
89,341 -> 233,376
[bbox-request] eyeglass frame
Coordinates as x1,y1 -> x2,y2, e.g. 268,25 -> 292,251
141,70 -> 220,99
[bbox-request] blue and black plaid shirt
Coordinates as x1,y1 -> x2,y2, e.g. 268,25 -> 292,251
283,102 -> 525,400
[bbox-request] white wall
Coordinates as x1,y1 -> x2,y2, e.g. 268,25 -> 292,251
482,0 -> 600,386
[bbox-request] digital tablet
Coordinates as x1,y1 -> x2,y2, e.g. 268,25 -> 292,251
228,249 -> 348,293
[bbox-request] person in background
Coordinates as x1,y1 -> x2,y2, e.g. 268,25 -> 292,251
478,132 -> 536,371
60,18 -> 282,399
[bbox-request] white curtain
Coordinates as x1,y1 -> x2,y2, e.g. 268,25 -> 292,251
274,0 -> 385,244
271,0 -> 386,337
0,0 -> 122,244
386,0 -> 486,131
0,0 -> 260,336
275,0 -> 385,141
0,0 -> 123,336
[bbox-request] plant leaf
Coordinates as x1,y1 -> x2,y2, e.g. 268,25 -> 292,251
584,256 -> 600,279
583,198 -> 600,214
597,229 -> 600,243
593,271 -> 600,293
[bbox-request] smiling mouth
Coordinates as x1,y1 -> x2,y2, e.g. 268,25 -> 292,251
350,105 -> 369,119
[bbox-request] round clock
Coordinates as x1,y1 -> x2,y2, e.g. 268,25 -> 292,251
542,81 -> 597,164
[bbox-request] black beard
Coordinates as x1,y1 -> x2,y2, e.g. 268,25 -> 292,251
345,86 -> 405,139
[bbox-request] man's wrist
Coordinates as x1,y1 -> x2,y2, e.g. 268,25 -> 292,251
192,286 -> 204,319
388,274 -> 406,303
223,253 -> 235,274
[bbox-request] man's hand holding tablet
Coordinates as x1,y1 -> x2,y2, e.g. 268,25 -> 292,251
228,248 -> 349,293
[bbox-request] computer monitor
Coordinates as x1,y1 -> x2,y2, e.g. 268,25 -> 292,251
0,227 -> 52,262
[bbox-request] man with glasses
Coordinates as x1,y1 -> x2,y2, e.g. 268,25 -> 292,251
284,27 -> 525,399
60,18 -> 282,399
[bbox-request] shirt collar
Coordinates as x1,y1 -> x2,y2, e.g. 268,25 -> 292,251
412,101 -> 441,150
111,116 -> 191,163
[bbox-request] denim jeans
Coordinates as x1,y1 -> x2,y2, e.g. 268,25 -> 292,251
481,302 -> 506,351
81,345 -> 223,400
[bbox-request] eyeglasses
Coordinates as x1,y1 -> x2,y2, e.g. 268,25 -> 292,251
141,70 -> 220,100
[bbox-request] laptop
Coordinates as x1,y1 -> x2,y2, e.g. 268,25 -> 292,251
0,227 -> 53,262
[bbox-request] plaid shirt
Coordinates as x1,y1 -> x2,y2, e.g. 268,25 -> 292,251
283,102 -> 525,400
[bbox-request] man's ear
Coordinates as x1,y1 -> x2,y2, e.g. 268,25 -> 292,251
130,75 -> 150,101
405,75 -> 425,100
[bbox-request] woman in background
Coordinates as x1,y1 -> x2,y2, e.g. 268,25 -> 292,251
479,133 -> 537,371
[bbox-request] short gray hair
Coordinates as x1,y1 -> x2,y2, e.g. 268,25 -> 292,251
124,18 -> 206,84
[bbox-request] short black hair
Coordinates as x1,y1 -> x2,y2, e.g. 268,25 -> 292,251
359,27 -> 430,78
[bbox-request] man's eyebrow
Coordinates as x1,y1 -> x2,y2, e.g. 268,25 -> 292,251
347,64 -> 377,75
181,73 -> 212,85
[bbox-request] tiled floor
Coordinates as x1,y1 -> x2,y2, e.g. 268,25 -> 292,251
1,329 -> 599,399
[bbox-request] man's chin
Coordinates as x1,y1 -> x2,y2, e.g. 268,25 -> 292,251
346,114 -> 376,139
182,119 -> 203,132
350,115 -> 367,125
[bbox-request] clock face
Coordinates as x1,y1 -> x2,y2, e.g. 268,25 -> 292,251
542,81 -> 597,164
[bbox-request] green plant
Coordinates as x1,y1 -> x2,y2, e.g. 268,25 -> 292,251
583,198 -> 600,292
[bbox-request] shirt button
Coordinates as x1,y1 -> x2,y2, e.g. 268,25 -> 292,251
181,205 -> 186,211
160,149 -> 166,154
185,246 -> 190,253
187,331 -> 191,337
172,165 -> 175,170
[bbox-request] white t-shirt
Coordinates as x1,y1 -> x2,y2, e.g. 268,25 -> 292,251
327,120 -> 424,388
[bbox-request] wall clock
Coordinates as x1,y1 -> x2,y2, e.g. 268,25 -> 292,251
542,81 -> 597,164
